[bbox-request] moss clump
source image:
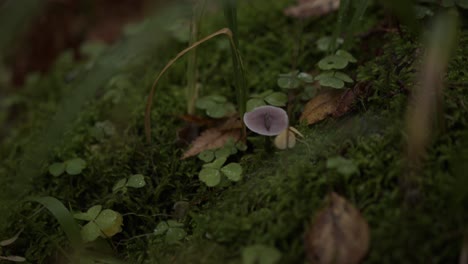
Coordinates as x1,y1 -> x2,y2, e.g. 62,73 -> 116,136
1,1 -> 468,263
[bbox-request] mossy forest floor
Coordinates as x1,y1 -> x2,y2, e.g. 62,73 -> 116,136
1,1 -> 468,263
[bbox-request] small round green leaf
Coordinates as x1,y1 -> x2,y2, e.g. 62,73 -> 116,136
256,89 -> 274,98
198,150 -> 215,162
242,244 -> 282,264
65,158 -> 87,175
314,71 -> 334,80
334,72 -> 354,83
264,92 -> 288,107
207,95 -> 227,103
316,36 -> 343,51
86,205 -> 102,220
236,142 -> 248,151
318,55 -> 348,70
199,168 -> 221,187
165,227 -> 186,244
95,209 -> 123,237
297,72 -> 314,83
112,178 -> 127,193
81,222 -> 101,243
167,220 -> 184,228
335,50 -> 357,63
326,156 -> 358,177
154,221 -> 169,236
195,97 -> 216,110
126,174 -> 146,188
277,76 -> 300,89
221,163 -> 242,182
318,76 -> 345,89
215,147 -> 232,159
206,104 -> 227,118
247,98 -> 266,112
203,157 -> 227,169
49,162 -> 65,177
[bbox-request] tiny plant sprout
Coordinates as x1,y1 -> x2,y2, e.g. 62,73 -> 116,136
243,106 -> 289,136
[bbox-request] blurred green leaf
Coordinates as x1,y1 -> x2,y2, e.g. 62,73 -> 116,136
154,221 -> 169,236
221,163 -> 242,182
247,98 -> 266,112
165,227 -> 186,244
334,72 -> 354,83
126,174 -> 146,188
48,162 -> 65,177
318,55 -> 348,70
242,244 -> 281,264
81,222 -> 101,243
297,72 -> 314,83
199,168 -> 221,187
318,76 -> 345,89
64,158 -> 86,175
112,179 -> 127,193
264,92 -> 288,106
336,50 -> 357,63
198,150 -> 215,162
277,75 -> 301,89
326,156 -> 359,177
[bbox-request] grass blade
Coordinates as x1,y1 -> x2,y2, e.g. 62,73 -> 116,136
28,196 -> 83,250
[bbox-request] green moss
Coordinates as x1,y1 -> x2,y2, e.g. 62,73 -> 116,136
1,0 -> 468,263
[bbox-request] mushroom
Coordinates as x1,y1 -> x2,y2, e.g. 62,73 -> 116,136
243,106 -> 289,136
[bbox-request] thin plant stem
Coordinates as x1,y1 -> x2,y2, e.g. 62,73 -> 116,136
144,28 -> 245,143
186,0 -> 207,115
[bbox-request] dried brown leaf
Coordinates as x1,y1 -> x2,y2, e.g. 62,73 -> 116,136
300,89 -> 345,125
304,192 -> 370,264
285,0 -> 340,19
333,82 -> 371,118
181,127 -> 241,159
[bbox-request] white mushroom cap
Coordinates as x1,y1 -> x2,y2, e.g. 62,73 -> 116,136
243,106 -> 289,136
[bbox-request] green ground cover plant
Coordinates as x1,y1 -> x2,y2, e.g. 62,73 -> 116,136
0,0 -> 467,263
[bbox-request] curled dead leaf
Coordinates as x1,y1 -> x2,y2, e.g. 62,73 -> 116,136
304,192 -> 370,264
332,82 -> 371,118
181,116 -> 242,159
285,0 -> 340,19
300,89 -> 345,125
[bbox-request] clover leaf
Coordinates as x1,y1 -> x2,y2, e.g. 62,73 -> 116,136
199,168 -> 221,187
196,95 -> 235,118
336,50 -> 357,63
316,36 -> 343,51
112,178 -> 127,193
64,158 -> 87,175
49,162 -> 65,177
334,71 -> 354,83
315,71 -> 353,89
74,205 -> 102,221
198,150 -> 215,162
74,206 -> 123,242
154,220 -> 186,244
264,92 -> 288,106
95,209 -> 123,237
326,156 -> 359,177
242,244 -> 282,264
220,163 -> 242,182
318,55 -> 348,70
112,174 -> 146,193
277,74 -> 301,89
81,222 -> 101,243
246,98 -> 266,112
126,174 -> 146,188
